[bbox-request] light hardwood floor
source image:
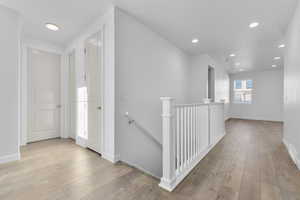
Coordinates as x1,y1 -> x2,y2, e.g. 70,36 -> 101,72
0,119 -> 300,200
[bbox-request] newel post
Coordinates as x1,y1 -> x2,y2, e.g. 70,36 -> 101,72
159,97 -> 176,191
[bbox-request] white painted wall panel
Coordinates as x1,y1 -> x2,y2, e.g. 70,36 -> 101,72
0,5 -> 20,160
284,0 -> 300,169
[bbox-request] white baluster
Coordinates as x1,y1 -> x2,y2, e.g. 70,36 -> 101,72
193,105 -> 196,158
196,106 -> 199,155
187,107 -> 190,163
191,106 -> 195,159
159,101 -> 225,192
176,107 -> 180,172
180,107 -> 184,171
184,107 -> 187,166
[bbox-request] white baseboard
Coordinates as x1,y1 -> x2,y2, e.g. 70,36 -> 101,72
283,139 -> 300,170
229,116 -> 283,122
102,153 -> 120,164
0,153 -> 20,164
28,131 -> 60,143
76,135 -> 88,148
75,136 -> 119,164
120,157 -> 161,180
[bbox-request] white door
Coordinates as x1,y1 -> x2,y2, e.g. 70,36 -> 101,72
28,48 -> 61,142
85,31 -> 103,153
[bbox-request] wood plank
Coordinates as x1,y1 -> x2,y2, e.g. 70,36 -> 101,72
0,120 -> 299,200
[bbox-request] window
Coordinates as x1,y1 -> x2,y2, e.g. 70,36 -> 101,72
246,80 -> 253,89
233,80 -> 253,104
235,80 -> 242,89
77,87 -> 88,139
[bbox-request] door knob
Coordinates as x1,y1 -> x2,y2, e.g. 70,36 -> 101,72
56,105 -> 62,108
97,106 -> 102,110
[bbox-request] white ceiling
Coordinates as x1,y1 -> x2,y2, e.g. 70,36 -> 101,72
0,0 -> 112,47
0,0 -> 297,73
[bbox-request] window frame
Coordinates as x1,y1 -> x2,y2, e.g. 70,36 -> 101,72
233,79 -> 253,104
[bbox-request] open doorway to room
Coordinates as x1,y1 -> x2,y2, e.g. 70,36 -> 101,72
208,65 -> 215,102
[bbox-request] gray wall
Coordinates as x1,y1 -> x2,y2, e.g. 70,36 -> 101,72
115,8 -> 190,177
230,70 -> 284,122
0,5 -> 20,159
284,0 -> 300,167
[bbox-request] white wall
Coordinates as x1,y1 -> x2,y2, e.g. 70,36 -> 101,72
188,54 -> 230,119
229,69 -> 284,122
115,8 -> 191,177
63,7 -> 230,177
0,5 -> 21,163
283,0 -> 300,169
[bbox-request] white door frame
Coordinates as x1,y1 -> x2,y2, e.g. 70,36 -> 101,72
72,29 -> 105,154
20,41 -> 64,146
66,50 -> 77,140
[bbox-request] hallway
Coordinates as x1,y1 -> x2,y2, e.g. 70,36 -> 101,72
0,120 -> 299,200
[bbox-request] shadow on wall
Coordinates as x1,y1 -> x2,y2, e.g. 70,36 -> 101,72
125,113 -> 162,150
119,110 -> 163,178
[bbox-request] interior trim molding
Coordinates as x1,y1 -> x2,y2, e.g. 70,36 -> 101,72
76,136 -> 88,148
0,153 -> 20,164
20,43 -> 64,146
120,158 -> 161,180
102,153 -> 120,164
283,138 -> 300,170
229,117 -> 283,123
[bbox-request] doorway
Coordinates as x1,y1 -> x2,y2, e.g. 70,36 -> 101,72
208,66 -> 215,102
27,48 -> 61,142
68,51 -> 76,140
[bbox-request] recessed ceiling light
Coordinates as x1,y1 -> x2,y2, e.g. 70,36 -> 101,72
272,65 -> 277,68
229,54 -> 236,57
239,69 -> 244,71
45,23 -> 60,31
192,38 -> 199,44
249,22 -> 259,28
235,62 -> 241,66
274,57 -> 281,60
278,44 -> 285,48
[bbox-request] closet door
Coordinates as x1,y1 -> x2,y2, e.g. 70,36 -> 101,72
85,31 -> 103,153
